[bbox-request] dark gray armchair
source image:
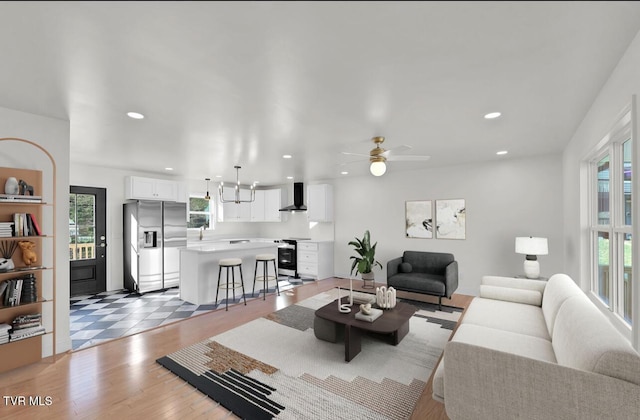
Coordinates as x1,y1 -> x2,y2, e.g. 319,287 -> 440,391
386,251 -> 458,309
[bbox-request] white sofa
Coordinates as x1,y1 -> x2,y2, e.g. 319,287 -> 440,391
432,273 -> 640,419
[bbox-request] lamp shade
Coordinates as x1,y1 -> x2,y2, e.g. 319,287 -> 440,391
370,160 -> 387,176
515,237 -> 548,256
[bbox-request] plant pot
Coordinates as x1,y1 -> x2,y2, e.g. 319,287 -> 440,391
361,272 -> 374,281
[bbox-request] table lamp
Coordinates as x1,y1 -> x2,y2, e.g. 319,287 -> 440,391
515,236 -> 548,279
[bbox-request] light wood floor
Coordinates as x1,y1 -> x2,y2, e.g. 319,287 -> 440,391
0,278 -> 472,419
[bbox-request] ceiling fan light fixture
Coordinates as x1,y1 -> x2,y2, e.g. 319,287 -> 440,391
370,159 -> 386,176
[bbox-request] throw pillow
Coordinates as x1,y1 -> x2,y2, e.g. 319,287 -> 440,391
399,262 -> 413,273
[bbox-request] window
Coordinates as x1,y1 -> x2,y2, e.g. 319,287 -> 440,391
590,112 -> 632,326
188,196 -> 213,229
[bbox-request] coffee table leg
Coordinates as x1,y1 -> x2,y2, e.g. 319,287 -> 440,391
345,325 -> 362,362
392,319 -> 410,345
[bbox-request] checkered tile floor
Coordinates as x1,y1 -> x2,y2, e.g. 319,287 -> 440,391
69,277 -> 314,351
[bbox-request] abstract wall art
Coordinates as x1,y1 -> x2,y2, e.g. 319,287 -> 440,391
405,200 -> 433,238
436,199 -> 466,240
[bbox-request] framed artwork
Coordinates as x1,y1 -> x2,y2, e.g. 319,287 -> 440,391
405,200 -> 433,238
436,199 -> 466,240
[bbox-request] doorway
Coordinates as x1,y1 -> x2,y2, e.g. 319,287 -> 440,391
69,186 -> 107,296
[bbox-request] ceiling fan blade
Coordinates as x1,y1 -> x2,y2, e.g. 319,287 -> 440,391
341,151 -> 370,158
380,144 -> 411,157
336,159 -> 368,167
386,155 -> 431,162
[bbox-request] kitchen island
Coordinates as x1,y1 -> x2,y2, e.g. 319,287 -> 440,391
179,241 -> 279,305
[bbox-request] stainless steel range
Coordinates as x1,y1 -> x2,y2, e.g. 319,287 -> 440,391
276,238 -> 311,279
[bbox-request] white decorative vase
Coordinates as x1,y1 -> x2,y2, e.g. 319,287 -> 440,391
376,286 -> 397,309
4,177 -> 18,195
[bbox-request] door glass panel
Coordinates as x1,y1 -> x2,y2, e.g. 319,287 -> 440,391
597,231 -> 611,306
597,155 -> 610,225
622,233 -> 632,324
69,193 -> 96,260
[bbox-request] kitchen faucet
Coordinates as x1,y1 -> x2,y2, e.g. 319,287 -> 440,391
199,224 -> 207,240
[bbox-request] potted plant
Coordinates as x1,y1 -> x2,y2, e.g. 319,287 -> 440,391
349,230 -> 383,285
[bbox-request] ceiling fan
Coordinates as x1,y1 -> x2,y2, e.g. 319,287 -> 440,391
341,136 -> 431,176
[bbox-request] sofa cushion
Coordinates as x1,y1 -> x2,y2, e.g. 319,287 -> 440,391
541,273 -> 584,337
553,294 -> 640,386
387,272 -> 445,295
399,262 -> 413,273
462,297 -> 550,340
432,323 -> 556,401
403,251 -> 453,275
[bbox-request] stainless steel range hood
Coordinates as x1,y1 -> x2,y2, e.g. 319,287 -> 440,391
279,182 -> 307,212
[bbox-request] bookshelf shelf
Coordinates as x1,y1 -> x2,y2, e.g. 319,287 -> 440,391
0,164 -> 55,373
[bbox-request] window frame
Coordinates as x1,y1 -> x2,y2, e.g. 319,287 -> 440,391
588,109 -> 632,327
187,193 -> 214,230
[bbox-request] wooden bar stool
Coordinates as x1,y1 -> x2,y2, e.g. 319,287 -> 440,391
215,258 -> 247,311
252,254 -> 280,299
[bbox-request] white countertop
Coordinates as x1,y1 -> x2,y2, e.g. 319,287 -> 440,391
184,241 -> 277,253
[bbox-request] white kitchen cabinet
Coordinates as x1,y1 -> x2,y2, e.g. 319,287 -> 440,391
250,190 -> 266,221
264,189 -> 282,221
250,188 -> 281,222
296,241 -> 334,280
307,184 -> 333,222
125,176 -> 179,201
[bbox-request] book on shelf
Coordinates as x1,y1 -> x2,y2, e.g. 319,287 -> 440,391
1,274 -> 37,306
9,325 -> 45,342
0,194 -> 42,203
27,214 -> 41,236
11,213 -> 41,236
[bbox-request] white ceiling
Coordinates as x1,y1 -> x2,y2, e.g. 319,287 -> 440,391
1,2 -> 640,185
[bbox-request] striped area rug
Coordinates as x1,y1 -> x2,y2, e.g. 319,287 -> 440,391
156,288 -> 462,419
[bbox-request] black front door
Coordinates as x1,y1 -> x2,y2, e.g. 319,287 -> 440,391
69,186 -> 107,296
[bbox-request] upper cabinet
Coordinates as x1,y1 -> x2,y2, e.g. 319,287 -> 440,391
263,189 -> 282,222
125,176 -> 185,202
307,184 -> 333,222
220,188 -> 282,222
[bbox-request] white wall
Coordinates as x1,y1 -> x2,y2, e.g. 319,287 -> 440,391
333,154 -> 564,296
0,106 -> 71,355
563,29 -> 640,349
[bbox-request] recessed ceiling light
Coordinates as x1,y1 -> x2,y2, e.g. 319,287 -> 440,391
496,150 -> 508,155
215,175 -> 222,178
164,167 -> 174,171
484,112 -> 501,119
341,171 -> 349,175
287,176 -> 293,180
127,111 -> 145,119
282,154 -> 292,159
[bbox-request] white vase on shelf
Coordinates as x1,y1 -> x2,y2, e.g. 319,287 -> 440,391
4,177 -> 18,195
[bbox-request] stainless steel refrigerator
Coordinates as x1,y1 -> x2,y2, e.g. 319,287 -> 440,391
123,200 -> 187,294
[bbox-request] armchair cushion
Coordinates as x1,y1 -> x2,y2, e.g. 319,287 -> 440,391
399,262 -> 413,273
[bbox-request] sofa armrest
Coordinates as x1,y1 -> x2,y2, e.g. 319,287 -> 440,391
444,260 -> 458,298
386,256 -> 403,280
443,341 -> 640,420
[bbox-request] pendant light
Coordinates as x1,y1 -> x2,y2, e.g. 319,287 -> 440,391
219,166 -> 255,204
204,178 -> 211,201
